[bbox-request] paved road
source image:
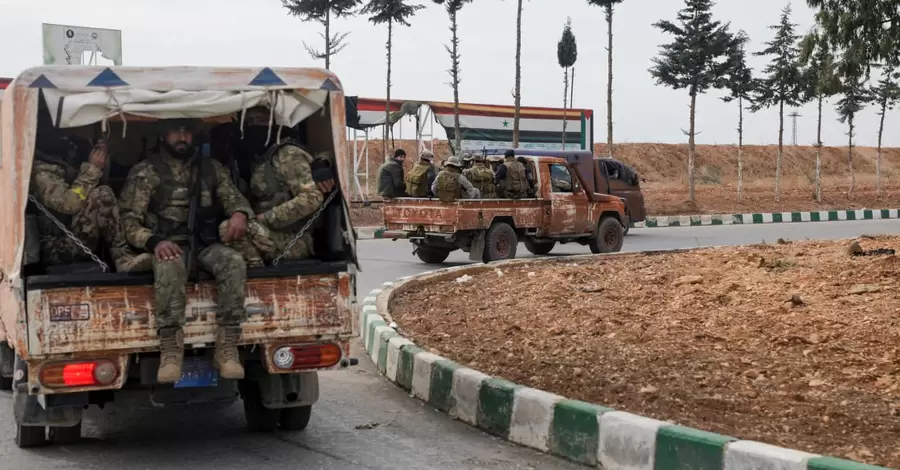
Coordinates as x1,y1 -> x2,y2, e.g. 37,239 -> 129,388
3,220 -> 898,469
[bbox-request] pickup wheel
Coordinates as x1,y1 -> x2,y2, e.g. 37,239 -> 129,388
482,222 -> 518,263
622,212 -> 631,236
48,422 -> 81,444
590,217 -> 625,254
524,238 -> 556,255
15,424 -> 46,448
242,382 -> 282,432
279,405 -> 312,431
416,247 -> 451,264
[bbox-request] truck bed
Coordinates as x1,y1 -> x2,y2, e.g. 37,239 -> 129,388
382,198 -> 545,233
22,260 -> 354,358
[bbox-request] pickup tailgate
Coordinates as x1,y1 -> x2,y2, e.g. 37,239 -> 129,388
23,263 -> 355,357
382,199 -> 460,232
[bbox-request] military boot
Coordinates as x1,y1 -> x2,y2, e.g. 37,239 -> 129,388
214,326 -> 244,379
157,328 -> 184,383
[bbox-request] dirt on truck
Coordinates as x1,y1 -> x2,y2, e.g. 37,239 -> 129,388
382,154 -> 627,264
0,66 -> 360,446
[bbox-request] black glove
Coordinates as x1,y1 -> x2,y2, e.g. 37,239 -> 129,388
310,158 -> 334,183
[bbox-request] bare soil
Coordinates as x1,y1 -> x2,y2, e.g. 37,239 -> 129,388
390,236 -> 900,467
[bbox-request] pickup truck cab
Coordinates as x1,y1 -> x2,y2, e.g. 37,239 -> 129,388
382,155 -> 627,264
0,66 -> 359,446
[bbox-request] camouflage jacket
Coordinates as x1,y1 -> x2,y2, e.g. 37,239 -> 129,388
30,151 -> 103,217
249,142 -> 325,230
119,152 -> 252,250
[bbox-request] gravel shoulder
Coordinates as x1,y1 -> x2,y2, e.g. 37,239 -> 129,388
390,236 -> 900,467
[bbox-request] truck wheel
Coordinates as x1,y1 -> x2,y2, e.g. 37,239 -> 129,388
622,212 -> 631,236
590,217 -> 625,254
242,383 -> 282,432
524,238 -> 556,255
279,405 -> 312,431
482,222 -> 518,263
0,375 -> 11,391
48,422 -> 81,444
416,247 -> 451,264
15,424 -> 46,448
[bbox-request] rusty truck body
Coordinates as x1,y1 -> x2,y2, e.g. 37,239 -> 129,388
382,156 -> 627,263
0,66 -> 360,446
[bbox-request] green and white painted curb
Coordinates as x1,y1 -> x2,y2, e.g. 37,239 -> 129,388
359,255 -> 891,470
353,208 -> 900,239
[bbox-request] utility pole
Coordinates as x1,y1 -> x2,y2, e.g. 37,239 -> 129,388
789,111 -> 801,146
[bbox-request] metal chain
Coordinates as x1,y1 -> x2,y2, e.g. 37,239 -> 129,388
27,195 -> 110,272
271,189 -> 339,266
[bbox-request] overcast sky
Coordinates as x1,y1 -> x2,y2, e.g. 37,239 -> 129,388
1,0 -> 896,147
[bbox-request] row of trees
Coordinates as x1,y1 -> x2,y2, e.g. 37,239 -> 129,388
650,0 -> 900,204
280,0 -> 625,159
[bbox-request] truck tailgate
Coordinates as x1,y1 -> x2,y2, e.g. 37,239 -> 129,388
382,200 -> 459,231
23,263 -> 355,358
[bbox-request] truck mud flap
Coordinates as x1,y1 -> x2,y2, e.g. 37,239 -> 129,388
469,231 -> 485,261
251,371 -> 319,409
12,354 -> 84,427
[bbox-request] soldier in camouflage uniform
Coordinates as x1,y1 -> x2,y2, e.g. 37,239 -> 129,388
462,154 -> 496,198
119,118 -> 252,383
221,108 -> 333,267
431,157 -> 481,202
29,129 -> 151,273
404,150 -> 437,198
493,149 -> 528,199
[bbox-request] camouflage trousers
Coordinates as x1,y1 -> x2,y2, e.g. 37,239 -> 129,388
40,186 -> 130,265
219,220 -> 314,268
152,243 -> 247,330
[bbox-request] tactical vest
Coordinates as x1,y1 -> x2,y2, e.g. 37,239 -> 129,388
501,159 -> 527,199
435,169 -> 463,203
32,151 -> 80,238
251,140 -> 317,232
146,153 -> 219,245
405,162 -> 431,197
463,165 -> 496,198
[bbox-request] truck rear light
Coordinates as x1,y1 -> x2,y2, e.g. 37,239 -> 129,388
39,360 -> 119,388
272,343 -> 342,370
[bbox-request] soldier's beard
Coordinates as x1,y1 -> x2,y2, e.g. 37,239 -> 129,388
162,140 -> 195,160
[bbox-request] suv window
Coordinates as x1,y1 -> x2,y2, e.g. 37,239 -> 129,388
549,164 -> 574,193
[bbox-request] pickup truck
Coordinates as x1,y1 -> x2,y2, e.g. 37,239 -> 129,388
0,65 -> 359,446
381,155 -> 627,263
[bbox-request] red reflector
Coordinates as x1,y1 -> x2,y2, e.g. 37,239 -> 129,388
62,363 -> 97,387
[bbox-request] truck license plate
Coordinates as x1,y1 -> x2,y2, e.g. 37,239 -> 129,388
174,357 -> 219,389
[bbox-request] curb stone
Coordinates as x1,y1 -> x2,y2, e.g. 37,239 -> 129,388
352,208 -> 900,238
359,255 -> 893,470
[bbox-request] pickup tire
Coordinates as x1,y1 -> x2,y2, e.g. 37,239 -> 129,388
622,211 -> 631,236
48,422 -> 81,444
590,217 -> 625,254
279,405 -> 312,431
483,222 -> 518,263
416,247 -> 451,264
524,238 -> 556,255
15,424 -> 46,448
242,384 -> 281,432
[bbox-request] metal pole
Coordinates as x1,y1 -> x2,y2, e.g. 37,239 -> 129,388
364,131 -> 370,195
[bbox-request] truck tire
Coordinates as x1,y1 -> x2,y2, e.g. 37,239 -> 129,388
15,424 -> 46,448
622,211 -> 631,236
590,217 -> 625,254
415,247 -> 451,264
242,384 -> 281,432
0,375 -> 11,390
524,238 -> 556,255
48,422 -> 81,444
482,222 -> 518,263
279,405 -> 312,431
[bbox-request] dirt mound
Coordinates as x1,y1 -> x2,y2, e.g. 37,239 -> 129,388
390,236 -> 900,467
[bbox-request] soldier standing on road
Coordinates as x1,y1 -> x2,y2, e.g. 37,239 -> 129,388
462,154 -> 497,198
29,121 -> 151,273
431,157 -> 481,202
222,108 -> 334,266
404,150 -> 437,198
376,149 -> 407,198
119,118 -> 253,384
493,149 -> 528,199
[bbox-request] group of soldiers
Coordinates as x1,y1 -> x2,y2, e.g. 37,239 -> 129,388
376,148 -> 534,202
29,107 -> 335,384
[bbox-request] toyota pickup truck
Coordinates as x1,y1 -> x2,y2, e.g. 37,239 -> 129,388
0,65 -> 359,446
381,155 -> 627,263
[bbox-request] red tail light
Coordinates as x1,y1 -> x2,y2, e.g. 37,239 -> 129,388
40,360 -> 119,388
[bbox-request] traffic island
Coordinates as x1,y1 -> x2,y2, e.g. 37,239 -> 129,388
360,237 -> 900,469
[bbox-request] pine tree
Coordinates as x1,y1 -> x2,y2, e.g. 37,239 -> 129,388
835,72 -> 871,200
649,0 -> 740,204
869,63 -> 900,198
361,0 -> 425,160
751,4 -> 806,203
282,0 -> 362,69
799,29 -> 841,202
587,0 -> 625,157
807,0 -> 900,78
433,0 -> 474,154
721,30 -> 755,203
557,18 -> 577,148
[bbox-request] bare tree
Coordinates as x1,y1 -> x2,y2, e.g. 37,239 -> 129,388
282,0 -> 362,69
587,0 -> 624,157
433,0 -> 474,154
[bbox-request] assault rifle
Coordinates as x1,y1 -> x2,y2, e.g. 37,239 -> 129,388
185,143 -> 208,282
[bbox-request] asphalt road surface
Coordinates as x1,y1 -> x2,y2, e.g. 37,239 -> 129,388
3,220 -> 899,470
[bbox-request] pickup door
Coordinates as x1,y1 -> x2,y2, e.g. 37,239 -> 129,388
544,163 -> 592,235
